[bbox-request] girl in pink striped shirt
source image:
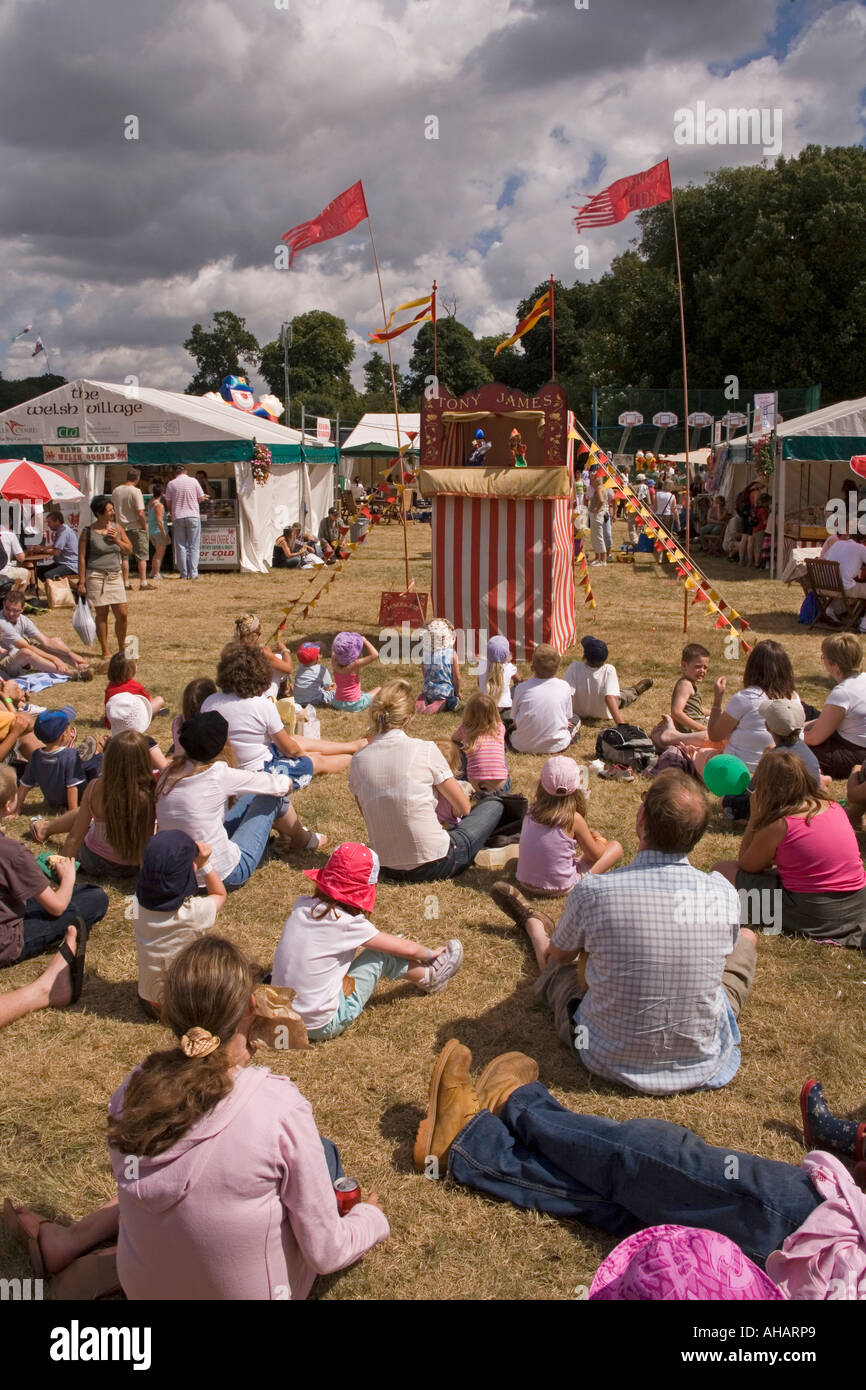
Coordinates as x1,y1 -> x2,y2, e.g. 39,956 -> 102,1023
452,693 -> 510,795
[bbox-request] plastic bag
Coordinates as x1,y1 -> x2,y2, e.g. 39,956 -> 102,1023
72,594 -> 97,647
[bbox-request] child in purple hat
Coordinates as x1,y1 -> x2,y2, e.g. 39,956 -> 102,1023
330,632 -> 381,712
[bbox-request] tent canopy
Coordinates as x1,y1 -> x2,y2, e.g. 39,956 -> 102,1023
341,412 -> 420,457
723,396 -> 866,464
0,378 -> 338,466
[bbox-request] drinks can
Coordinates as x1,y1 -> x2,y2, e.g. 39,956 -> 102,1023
334,1177 -> 361,1215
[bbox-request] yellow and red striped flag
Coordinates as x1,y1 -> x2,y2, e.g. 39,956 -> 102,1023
494,286 -> 552,356
369,293 -> 434,343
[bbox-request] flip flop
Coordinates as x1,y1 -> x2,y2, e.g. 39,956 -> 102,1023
2,1198 -> 48,1277
56,919 -> 88,1005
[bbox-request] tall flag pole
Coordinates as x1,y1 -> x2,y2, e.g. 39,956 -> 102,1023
574,157 -> 696,629
669,181 -> 692,634
549,274 -> 556,382
365,209 -> 412,591
432,280 -> 438,391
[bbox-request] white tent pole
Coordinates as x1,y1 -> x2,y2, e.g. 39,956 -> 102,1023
775,446 -> 786,581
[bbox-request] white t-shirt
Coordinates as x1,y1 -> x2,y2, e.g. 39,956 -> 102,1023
722,686 -> 775,772
823,538 -> 866,590
510,676 -> 574,754
272,894 -> 378,1031
0,528 -> 23,562
134,893 -> 219,1004
563,660 -> 621,719
477,660 -> 518,709
655,490 -> 676,519
156,761 -> 291,882
201,692 -> 283,771
348,728 -> 452,869
825,671 -> 866,746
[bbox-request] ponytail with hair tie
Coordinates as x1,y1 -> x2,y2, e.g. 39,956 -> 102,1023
180,1027 -> 221,1058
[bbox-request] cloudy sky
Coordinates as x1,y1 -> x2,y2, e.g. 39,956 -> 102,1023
1,0 -> 864,397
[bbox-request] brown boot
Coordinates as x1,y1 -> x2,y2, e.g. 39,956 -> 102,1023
476,1052 -> 539,1116
413,1040 -> 480,1174
490,881 -> 556,935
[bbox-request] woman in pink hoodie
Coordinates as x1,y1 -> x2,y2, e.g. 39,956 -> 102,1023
102,935 -> 388,1299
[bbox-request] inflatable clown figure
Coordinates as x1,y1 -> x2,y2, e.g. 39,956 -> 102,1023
203,375 -> 284,423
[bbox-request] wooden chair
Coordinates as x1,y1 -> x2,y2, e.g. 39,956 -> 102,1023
804,558 -> 865,630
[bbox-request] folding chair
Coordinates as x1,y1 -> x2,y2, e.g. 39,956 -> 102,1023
804,558 -> 865,631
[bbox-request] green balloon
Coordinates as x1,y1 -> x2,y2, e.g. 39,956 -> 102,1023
703,754 -> 751,797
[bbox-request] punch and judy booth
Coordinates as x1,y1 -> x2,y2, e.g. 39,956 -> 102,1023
419,382 -> 575,658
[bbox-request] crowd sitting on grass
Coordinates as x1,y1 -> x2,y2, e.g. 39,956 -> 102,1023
3,600 -> 866,1302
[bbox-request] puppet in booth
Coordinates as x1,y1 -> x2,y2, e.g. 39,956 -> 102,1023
204,375 -> 285,423
509,428 -> 528,468
467,429 -> 493,467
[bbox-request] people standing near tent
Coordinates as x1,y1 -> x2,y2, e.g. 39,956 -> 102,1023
146,481 -> 170,583
112,468 -> 155,592
164,465 -> 205,581
587,474 -> 610,566
77,496 -> 132,665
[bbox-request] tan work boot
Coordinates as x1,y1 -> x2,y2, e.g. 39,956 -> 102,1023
413,1040 -> 480,1174
476,1052 -> 539,1117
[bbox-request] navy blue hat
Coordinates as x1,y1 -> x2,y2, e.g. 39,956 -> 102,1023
136,830 -> 199,913
581,635 -> 609,666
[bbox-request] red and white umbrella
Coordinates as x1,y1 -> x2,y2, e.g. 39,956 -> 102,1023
0,457 -> 83,502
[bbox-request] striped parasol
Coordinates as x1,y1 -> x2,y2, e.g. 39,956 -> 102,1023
0,458 -> 83,502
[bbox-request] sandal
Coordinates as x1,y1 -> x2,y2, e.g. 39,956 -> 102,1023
57,919 -> 88,1005
29,817 -> 50,845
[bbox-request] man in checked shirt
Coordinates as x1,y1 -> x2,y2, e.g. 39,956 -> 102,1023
492,769 -> 758,1096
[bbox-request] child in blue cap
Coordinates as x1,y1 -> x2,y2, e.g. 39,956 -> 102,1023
15,707 -> 103,816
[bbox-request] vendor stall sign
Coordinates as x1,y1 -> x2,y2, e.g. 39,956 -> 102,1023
43,443 -> 128,463
378,589 -> 429,629
316,417 -> 331,443
199,525 -> 239,569
754,392 -> 778,432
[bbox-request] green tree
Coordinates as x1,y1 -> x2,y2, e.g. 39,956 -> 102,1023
402,317 -> 491,404
476,336 -> 522,385
0,373 -> 66,411
358,351 -> 404,412
260,310 -> 359,426
184,310 -> 260,395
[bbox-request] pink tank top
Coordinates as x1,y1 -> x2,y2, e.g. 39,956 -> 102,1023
775,801 -> 866,894
85,817 -> 135,867
517,816 -> 580,893
333,665 -> 361,703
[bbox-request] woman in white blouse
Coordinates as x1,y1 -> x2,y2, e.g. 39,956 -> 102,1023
348,680 -> 505,881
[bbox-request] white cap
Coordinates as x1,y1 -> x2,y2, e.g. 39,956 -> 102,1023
106,692 -> 153,735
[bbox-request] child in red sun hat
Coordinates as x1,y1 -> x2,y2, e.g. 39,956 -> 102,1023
271,842 -> 463,1041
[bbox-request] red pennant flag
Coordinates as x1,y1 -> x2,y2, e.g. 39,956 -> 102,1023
282,181 -> 368,266
739,619 -> 750,630
714,615 -> 729,629
675,565 -> 687,578
573,159 -> 672,231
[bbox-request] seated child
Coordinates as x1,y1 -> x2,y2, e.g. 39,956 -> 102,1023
170,676 -> 218,757
106,693 -> 169,771
330,631 -> 381,712
476,635 -> 518,711
479,756 -> 622,889
15,706 -> 101,815
759,697 -> 823,789
104,652 -> 165,723
416,618 -> 461,713
434,741 -> 472,827
451,692 -> 509,795
671,644 -> 711,733
509,644 -> 579,754
563,635 -> 652,726
292,641 -> 335,707
270,842 -> 463,1041
133,830 -> 226,1018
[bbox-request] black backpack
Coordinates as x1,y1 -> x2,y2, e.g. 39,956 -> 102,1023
594,723 -> 655,771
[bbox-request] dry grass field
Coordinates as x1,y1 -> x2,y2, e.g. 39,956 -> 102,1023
1,517 -> 864,1301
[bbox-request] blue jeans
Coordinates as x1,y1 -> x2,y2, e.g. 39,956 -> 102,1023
222,790 -> 291,889
449,1082 -> 820,1267
172,516 -> 202,579
321,1136 -> 344,1182
382,797 -> 505,882
16,883 -> 109,963
307,950 -> 410,1041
